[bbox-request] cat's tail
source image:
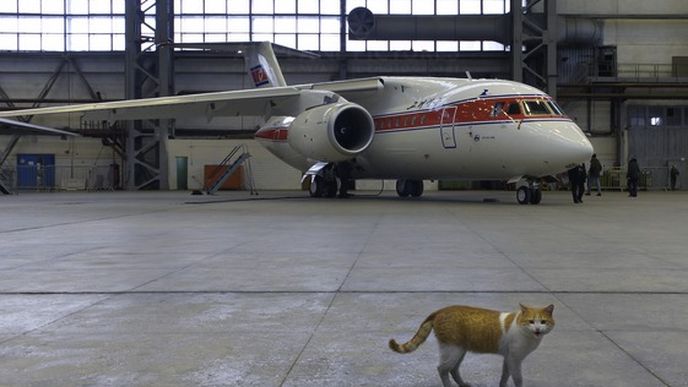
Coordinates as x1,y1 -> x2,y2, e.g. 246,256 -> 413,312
389,312 -> 436,354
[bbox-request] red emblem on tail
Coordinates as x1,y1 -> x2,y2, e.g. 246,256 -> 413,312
250,65 -> 270,87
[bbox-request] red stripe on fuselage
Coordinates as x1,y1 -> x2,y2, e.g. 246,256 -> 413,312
374,96 -> 563,132
255,96 -> 568,142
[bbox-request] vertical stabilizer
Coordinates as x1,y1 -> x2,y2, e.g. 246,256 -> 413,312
244,42 -> 287,88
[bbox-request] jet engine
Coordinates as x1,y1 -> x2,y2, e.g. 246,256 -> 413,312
288,102 -> 375,162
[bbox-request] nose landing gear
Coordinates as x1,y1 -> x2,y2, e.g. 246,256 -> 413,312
396,179 -> 424,197
516,183 -> 542,205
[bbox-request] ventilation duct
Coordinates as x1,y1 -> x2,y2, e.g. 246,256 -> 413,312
348,7 -> 603,46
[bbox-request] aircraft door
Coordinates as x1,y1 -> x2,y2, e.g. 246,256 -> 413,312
440,106 -> 457,149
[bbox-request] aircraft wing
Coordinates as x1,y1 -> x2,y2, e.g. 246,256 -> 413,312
0,78 -> 384,124
0,87 -> 302,122
304,77 -> 384,94
0,118 -> 79,136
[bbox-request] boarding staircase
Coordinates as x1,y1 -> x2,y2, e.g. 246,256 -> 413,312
204,144 -> 257,195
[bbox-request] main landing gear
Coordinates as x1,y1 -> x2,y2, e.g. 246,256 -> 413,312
396,179 -> 424,198
516,183 -> 542,205
308,175 -> 338,198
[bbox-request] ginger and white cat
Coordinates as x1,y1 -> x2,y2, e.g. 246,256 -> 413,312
389,303 -> 555,387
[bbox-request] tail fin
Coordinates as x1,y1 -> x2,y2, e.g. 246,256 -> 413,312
244,41 -> 287,88
389,313 -> 436,354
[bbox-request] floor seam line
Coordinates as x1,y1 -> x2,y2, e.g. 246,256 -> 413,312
0,294 -> 115,346
598,329 -> 671,386
278,212 -> 382,386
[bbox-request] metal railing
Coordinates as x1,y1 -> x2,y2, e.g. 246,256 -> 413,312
614,63 -> 685,82
600,167 -> 673,191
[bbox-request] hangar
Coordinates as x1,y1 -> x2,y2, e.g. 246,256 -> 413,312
0,1 -> 687,386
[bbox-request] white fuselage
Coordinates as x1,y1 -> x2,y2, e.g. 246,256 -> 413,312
256,77 -> 593,181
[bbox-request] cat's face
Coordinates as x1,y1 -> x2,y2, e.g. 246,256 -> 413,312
517,304 -> 555,339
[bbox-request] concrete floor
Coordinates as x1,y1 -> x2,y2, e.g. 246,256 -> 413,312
0,189 -> 687,387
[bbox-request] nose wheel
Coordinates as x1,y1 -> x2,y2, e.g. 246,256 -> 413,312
516,185 -> 542,205
396,179 -> 424,197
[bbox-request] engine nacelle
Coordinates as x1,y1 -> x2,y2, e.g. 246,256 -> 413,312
288,102 -> 375,162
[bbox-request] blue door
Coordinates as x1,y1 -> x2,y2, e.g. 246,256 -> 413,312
17,154 -> 55,189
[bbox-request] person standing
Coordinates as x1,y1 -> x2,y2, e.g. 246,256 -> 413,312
627,157 -> 641,197
568,164 -> 586,203
670,164 -> 680,190
576,164 -> 586,202
586,154 -> 603,196
335,161 -> 352,198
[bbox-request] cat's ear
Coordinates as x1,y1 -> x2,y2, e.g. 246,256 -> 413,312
519,303 -> 528,312
543,304 -> 554,315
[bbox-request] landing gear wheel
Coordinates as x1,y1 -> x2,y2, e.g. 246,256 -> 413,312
396,179 -> 411,197
529,188 -> 542,205
409,180 -> 424,197
516,186 -> 531,205
309,176 -> 323,198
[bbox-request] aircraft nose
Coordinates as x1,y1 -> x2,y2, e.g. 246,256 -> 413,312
558,123 -> 594,167
521,120 -> 593,174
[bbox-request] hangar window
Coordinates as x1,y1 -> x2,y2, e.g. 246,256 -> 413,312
666,107 -> 682,126
629,105 -> 688,128
648,107 -> 665,127
1,0 -> 512,52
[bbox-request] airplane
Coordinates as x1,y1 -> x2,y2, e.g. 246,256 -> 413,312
0,42 -> 593,204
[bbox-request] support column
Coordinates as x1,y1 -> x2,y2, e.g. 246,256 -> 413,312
511,0 -> 523,82
124,0 -> 175,190
512,0 -> 558,96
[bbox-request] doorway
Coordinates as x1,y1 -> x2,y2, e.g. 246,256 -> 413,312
440,106 -> 457,149
176,156 -> 188,190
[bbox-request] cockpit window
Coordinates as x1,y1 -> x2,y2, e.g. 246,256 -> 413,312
506,102 -> 521,115
523,100 -> 551,116
491,102 -> 505,117
547,101 -> 565,116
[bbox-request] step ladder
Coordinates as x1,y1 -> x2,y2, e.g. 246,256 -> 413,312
204,144 -> 257,195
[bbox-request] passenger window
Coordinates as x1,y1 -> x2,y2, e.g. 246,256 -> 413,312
506,102 -> 521,115
420,115 -> 426,125
523,100 -> 551,115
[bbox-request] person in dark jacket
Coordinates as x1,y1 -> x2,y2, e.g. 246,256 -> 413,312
586,154 -> 603,196
670,164 -> 680,190
576,164 -> 586,202
335,161 -> 352,198
627,158 -> 641,197
568,164 -> 586,203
